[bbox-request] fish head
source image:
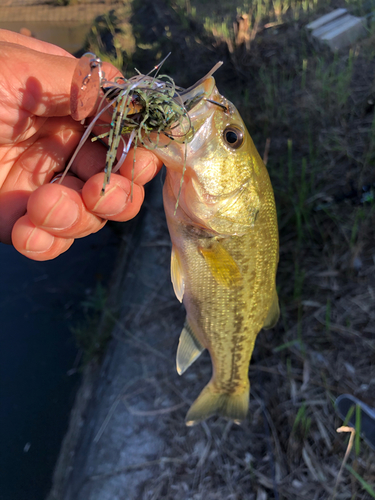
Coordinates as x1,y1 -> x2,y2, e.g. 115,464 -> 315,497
152,75 -> 266,235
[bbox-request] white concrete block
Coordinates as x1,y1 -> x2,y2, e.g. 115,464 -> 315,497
311,14 -> 354,38
306,9 -> 368,51
306,8 -> 347,31
321,16 -> 367,51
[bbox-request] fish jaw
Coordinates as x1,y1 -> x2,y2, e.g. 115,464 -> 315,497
149,99 -> 217,171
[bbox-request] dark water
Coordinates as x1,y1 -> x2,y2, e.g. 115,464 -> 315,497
0,227 -> 120,500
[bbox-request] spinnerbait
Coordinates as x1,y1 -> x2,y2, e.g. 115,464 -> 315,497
61,53 -> 222,198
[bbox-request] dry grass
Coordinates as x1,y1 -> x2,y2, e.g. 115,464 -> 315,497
95,246 -> 375,499
82,0 -> 375,497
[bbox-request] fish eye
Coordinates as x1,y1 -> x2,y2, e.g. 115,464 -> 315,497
223,126 -> 244,149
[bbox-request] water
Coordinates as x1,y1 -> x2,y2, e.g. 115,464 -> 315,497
0,21 -> 91,54
0,227 -> 120,500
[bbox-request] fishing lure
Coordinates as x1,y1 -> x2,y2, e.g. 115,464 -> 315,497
63,52 -> 221,205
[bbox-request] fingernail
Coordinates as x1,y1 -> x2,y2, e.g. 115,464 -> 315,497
25,227 -> 54,253
92,185 -> 128,216
42,193 -> 79,230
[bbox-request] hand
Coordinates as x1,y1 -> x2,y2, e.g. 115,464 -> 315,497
0,30 -> 163,260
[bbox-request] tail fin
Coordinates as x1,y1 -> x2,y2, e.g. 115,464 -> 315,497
185,381 -> 250,426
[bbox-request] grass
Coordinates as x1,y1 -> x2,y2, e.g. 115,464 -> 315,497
346,464 -> 375,498
78,0 -> 375,498
292,402 -> 312,439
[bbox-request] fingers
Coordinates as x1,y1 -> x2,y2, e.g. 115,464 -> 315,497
11,169 -> 148,260
118,147 -> 163,186
26,183 -> 105,238
1,42 -> 77,118
0,31 -> 165,261
0,117 -> 84,241
1,120 -> 162,251
82,173 -> 144,221
68,137 -> 163,186
2,117 -> 83,188
12,215 -> 74,261
12,182 -> 106,261
69,137 -> 108,181
0,190 -> 29,245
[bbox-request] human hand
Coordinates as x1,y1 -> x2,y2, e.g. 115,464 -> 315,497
0,30 -> 163,260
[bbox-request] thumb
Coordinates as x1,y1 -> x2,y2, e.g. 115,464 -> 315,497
1,41 -> 77,117
1,41 -> 121,118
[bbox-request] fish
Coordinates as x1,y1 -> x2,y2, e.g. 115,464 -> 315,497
66,54 -> 279,426
151,74 -> 280,426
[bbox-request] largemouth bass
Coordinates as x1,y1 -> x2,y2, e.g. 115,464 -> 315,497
152,75 -> 280,426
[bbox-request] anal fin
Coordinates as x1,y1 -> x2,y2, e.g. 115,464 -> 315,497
263,288 -> 280,330
176,320 -> 204,375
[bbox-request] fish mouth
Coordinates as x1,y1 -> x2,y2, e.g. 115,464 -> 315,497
178,62 -> 222,112
145,64 -> 224,170
145,74 -> 219,163
141,73 -> 216,151
161,63 -> 222,143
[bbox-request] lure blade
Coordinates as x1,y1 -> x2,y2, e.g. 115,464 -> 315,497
70,53 -> 101,121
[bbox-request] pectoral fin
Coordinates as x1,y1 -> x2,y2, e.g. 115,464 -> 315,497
199,239 -> 242,288
171,246 -> 185,303
176,320 -> 205,375
263,289 -> 280,330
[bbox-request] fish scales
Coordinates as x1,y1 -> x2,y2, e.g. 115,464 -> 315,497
152,76 -> 279,425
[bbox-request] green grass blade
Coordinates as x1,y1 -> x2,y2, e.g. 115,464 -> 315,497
345,464 -> 375,498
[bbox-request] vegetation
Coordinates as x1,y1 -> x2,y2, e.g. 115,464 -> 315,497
51,0 -> 77,6
81,0 -> 375,497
